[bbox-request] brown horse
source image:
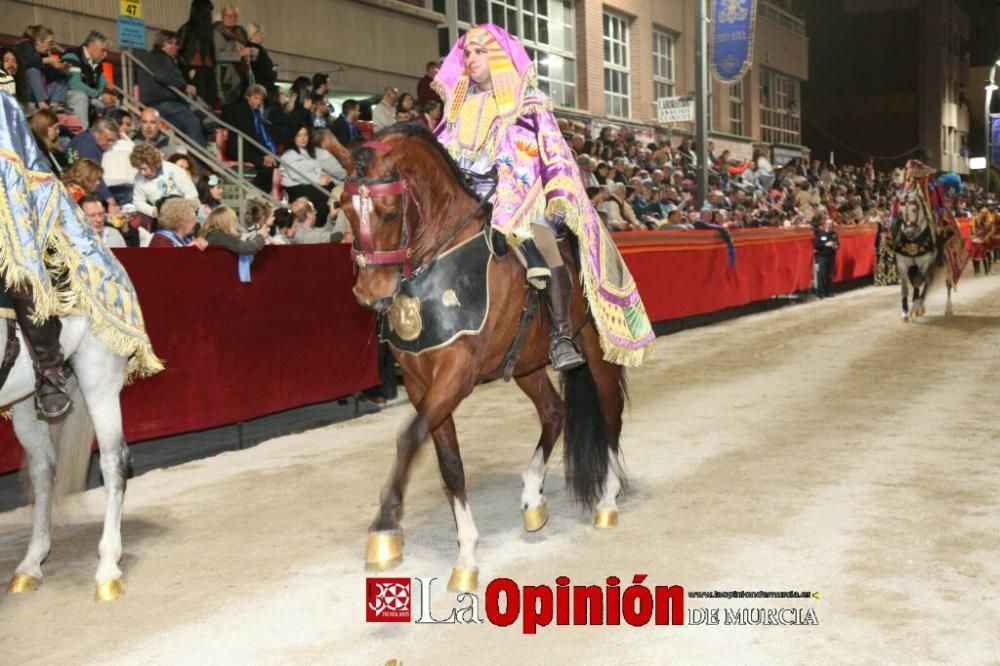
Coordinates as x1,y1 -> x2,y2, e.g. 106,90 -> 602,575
335,124 -> 627,592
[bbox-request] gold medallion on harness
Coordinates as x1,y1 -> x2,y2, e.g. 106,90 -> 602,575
388,294 -> 422,341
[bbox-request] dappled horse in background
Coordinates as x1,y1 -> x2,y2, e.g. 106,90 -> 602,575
1,315 -> 131,601
336,124 -> 627,592
892,188 -> 954,321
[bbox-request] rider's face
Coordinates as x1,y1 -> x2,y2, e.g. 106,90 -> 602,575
463,43 -> 491,86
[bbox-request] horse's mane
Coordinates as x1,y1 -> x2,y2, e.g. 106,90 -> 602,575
351,122 -> 479,202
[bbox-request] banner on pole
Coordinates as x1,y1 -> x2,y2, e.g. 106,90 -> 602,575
117,0 -> 146,49
711,0 -> 758,84
656,96 -> 695,124
991,115 -> 1000,167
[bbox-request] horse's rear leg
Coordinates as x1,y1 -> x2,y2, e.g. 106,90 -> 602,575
6,399 -> 55,594
428,416 -> 479,592
945,277 -> 954,316
73,340 -> 128,600
575,323 -> 626,528
514,369 -> 564,532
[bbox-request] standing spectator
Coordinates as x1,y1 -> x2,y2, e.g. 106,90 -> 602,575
372,86 -> 398,131
80,194 -> 126,248
280,124 -> 345,224
814,215 -> 839,298
1,46 -> 30,108
332,98 -> 362,146
178,0 -> 218,106
129,144 -> 198,219
69,117 -> 120,211
246,22 -> 277,96
149,197 -> 208,248
754,148 -> 774,192
200,205 -> 267,255
267,87 -> 293,150
312,73 -> 329,98
29,108 -> 71,175
396,92 -> 418,121
222,83 -> 277,193
61,31 -> 110,128
419,99 -> 442,130
134,107 -> 181,157
213,2 -> 251,107
416,60 -> 442,107
101,113 -> 137,205
139,30 -> 206,146
16,25 -> 69,110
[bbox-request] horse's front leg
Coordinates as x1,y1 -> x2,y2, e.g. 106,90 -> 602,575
945,277 -> 954,317
430,416 -> 479,592
515,369 -> 564,533
6,399 -> 55,595
897,259 -> 910,321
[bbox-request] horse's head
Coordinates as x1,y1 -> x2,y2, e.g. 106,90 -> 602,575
898,189 -> 927,239
340,134 -> 416,312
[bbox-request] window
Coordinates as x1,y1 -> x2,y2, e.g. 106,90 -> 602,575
729,80 -> 744,136
443,0 -> 576,107
652,29 -> 676,102
760,69 -> 801,144
603,11 -> 630,118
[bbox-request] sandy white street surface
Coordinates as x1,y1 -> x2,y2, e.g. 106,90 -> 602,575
1,276 -> 999,665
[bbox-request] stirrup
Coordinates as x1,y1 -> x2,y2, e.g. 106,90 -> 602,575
35,369 -> 72,419
526,266 -> 551,290
550,336 -> 585,372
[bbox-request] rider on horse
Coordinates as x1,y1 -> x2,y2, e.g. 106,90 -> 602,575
431,24 -> 653,370
0,72 -> 161,418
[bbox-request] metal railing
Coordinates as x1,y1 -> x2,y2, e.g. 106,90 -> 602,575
118,50 -> 334,215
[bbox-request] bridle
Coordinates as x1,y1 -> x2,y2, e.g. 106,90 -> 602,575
344,140 -> 420,278
344,138 -> 495,282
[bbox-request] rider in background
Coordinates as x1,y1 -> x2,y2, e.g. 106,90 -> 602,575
432,24 -> 654,370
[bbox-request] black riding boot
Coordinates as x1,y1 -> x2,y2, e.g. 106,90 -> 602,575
11,289 -> 72,418
545,265 -> 585,372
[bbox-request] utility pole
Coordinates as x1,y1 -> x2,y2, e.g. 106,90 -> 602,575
695,0 -> 710,208
985,60 -> 998,193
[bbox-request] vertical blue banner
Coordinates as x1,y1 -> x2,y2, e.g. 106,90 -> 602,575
991,115 -> 1000,167
711,0 -> 758,83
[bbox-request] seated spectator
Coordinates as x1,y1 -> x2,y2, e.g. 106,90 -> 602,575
168,152 -> 200,182
115,204 -> 154,247
280,124 -> 345,225
243,198 -> 285,244
372,87 -> 398,131
606,183 -> 643,231
149,197 -> 208,248
98,87 -> 121,119
213,2 -> 251,107
138,30 -> 206,146
200,204 -> 267,255
1,46 -> 30,109
129,143 -> 198,219
397,92 -> 418,121
394,107 -> 411,124
61,158 -> 104,202
29,108 -> 71,175
61,30 -> 110,129
196,172 -> 224,220
332,99 -> 362,146
134,107 -> 181,158
177,0 -> 218,106
112,109 -> 134,138
310,94 -> 335,131
287,197 -> 342,243
16,25 -> 69,110
594,162 -> 611,185
419,99 -> 442,130
80,193 -> 126,248
222,83 -> 278,193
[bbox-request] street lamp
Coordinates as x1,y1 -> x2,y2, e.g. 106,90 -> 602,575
985,58 -> 1000,192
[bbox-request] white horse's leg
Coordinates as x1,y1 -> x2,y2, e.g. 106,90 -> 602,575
520,447 -> 548,530
71,336 -> 128,600
6,399 -> 56,593
897,258 -> 910,320
945,276 -> 954,316
594,450 -> 622,529
449,496 -> 479,592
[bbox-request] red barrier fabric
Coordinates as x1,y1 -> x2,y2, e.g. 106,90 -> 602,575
0,245 -> 380,473
0,222 -> 904,474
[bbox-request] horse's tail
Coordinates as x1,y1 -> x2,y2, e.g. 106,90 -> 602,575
562,362 -> 626,508
51,379 -> 95,497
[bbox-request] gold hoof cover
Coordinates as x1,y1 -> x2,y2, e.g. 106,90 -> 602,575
447,567 -> 478,593
366,531 -> 404,569
95,579 -> 125,601
594,509 -> 619,529
6,573 -> 41,594
522,504 -> 549,532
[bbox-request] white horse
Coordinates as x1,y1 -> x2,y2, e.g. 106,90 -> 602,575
1,315 -> 130,601
893,189 -> 953,321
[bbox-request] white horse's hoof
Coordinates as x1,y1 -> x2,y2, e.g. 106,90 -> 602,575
522,503 -> 549,532
594,509 -> 619,529
95,578 -> 125,601
6,573 -> 41,594
447,566 -> 478,593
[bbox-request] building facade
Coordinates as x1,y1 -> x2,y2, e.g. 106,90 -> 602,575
430,0 -> 809,162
